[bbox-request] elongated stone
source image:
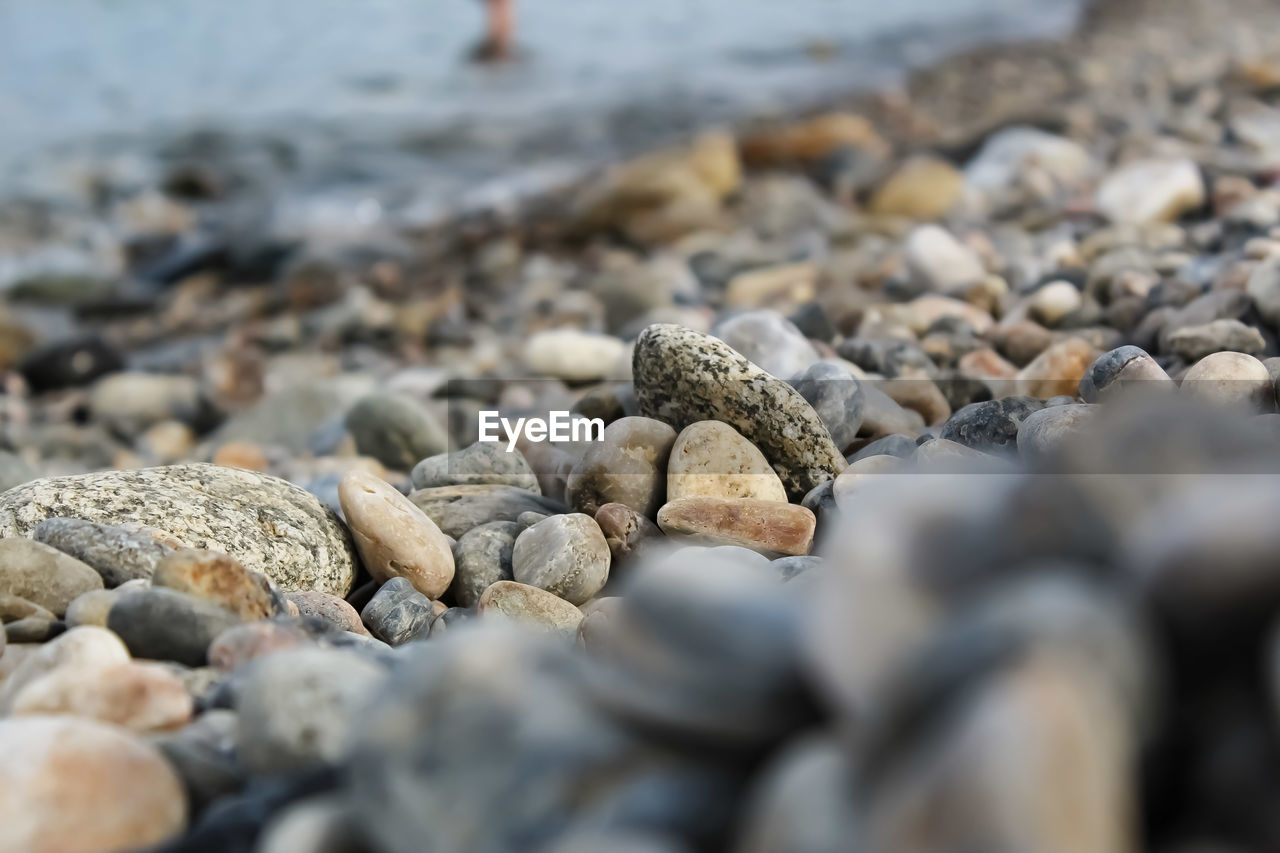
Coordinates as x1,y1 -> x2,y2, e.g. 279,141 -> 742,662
656,497 -> 816,557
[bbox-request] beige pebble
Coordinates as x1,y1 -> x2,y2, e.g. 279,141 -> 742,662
12,661 -> 192,733
1181,351 -> 1273,409
667,420 -> 787,502
339,469 -> 455,598
0,626 -> 131,713
477,580 -> 584,635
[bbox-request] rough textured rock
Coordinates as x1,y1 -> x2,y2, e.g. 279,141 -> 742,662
512,514 -> 611,605
656,497 -> 816,557
477,580 -> 585,634
0,464 -> 357,596
667,421 -> 788,502
32,518 -> 181,586
411,442 -> 541,493
340,469 -> 455,599
0,538 -> 103,616
152,548 -> 279,621
409,485 -> 568,539
107,588 -> 242,666
941,397 -> 1049,455
0,716 -> 187,852
565,417 -> 677,517
451,521 -> 519,608
632,324 -> 846,499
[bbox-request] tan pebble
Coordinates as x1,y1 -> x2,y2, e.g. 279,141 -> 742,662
1181,351 -> 1273,408
338,469 -> 455,598
656,496 -> 816,557
1015,338 -> 1098,399
477,581 -> 584,635
0,626 -> 131,714
870,157 -> 966,220
152,549 -> 276,621
285,590 -> 369,636
212,441 -> 270,471
667,421 -> 787,502
12,661 -> 192,733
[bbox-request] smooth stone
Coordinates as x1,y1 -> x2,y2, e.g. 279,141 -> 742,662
32,518 -> 180,586
285,590 -> 368,636
1166,319 -> 1266,361
410,441 -> 540,493
0,538 -> 103,616
18,336 -> 126,393
0,626 -> 131,713
12,660 -> 192,733
339,469 -> 455,598
656,497 -> 815,557
667,420 -> 787,502
832,455 -> 905,509
207,620 -> 320,671
0,595 -> 55,624
65,588 -> 131,628
595,503 -> 665,564
0,464 -> 357,596
1017,404 -> 1101,463
736,735 -> 855,853
88,372 -> 204,436
633,324 -> 846,499
345,392 -> 449,472
869,156 -> 965,220
964,127 -> 1091,198
5,619 -> 64,643
565,417 -> 676,517
790,360 -> 865,451
107,588 -> 242,666
1078,346 -> 1175,402
360,577 -> 438,646
236,647 -> 390,775
1028,281 -> 1083,327
858,384 -> 926,439
512,514 -> 611,605
904,225 -> 986,293
1095,157 -> 1205,225
152,548 -> 278,621
1181,351 -> 1273,409
1014,337 -> 1098,399
477,581 -> 585,634
525,329 -> 628,382
451,521 -> 518,609
257,794 -> 365,853
881,378 -> 951,426
409,484 -> 569,539
713,311 -> 822,380
941,397 -> 1048,455
0,717 -> 187,852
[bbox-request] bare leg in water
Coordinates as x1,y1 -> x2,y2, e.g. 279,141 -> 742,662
472,0 -> 515,63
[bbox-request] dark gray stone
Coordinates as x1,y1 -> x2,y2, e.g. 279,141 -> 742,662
33,517 -> 180,587
108,587 -> 242,666
360,578 -> 437,646
451,521 -> 518,609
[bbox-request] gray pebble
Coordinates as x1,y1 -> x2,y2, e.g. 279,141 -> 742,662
346,392 -> 448,471
513,514 -> 611,606
360,578 -> 438,646
410,441 -> 541,493
107,587 -> 242,666
451,521 -> 518,609
33,518 -> 180,587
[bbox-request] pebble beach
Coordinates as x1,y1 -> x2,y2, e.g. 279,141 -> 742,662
6,0 -> 1280,850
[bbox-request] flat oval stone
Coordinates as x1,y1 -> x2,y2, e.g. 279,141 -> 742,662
565,417 -> 676,517
408,484 -> 568,538
512,514 -> 611,605
339,469 -> 455,599
12,660 -> 192,733
667,420 -> 787,502
107,588 -> 242,666
656,497 -> 816,557
477,580 -> 585,635
410,441 -> 541,493
0,717 -> 187,852
0,464 -> 358,596
152,548 -> 278,621
345,392 -> 449,472
285,590 -> 368,636
0,538 -> 103,616
65,588 -> 127,628
451,521 -> 518,608
525,329 -> 628,383
360,577 -> 438,646
32,518 -> 181,586
632,324 -> 846,500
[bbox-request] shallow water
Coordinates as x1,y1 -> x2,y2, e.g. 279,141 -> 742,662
0,0 -> 1082,221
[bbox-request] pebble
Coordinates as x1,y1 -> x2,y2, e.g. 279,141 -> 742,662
5,618 -> 64,643
1078,346 -> 1174,402
525,329 -> 628,382
207,619 -> 320,671
451,520 -> 519,608
1028,281 -> 1084,327
0,626 -> 131,713
107,587 -> 243,666
18,336 -> 126,393
869,156 -> 966,220
345,392 -> 449,471
940,397 -> 1048,455
339,468 -> 455,598
0,538 -> 103,616
11,660 -> 192,733
88,372 -> 205,436
0,595 -> 55,624
65,587 -> 131,628
633,324 -> 846,499
656,497 -> 816,557
1017,403 -> 1100,463
1095,157 -> 1206,224
565,417 -> 677,517
477,580 -> 585,634
410,441 -> 541,492
666,420 -> 787,502
0,717 -> 187,852
904,225 -> 986,293
964,126 -> 1092,200
32,518 -> 181,587
0,464 -> 358,596
152,548 -> 279,621
285,590 -> 368,636
713,311 -> 822,379
1014,337 -> 1098,399
832,454 -> 905,509
409,484 -> 568,538
360,577 -> 438,645
1246,257 -> 1280,326
1181,351 -> 1273,409
512,514 -> 611,605
595,503 -> 665,564
790,360 -> 865,451
235,647 -> 390,775
1166,318 -> 1266,361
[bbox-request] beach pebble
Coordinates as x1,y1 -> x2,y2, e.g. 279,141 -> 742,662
339,468 -> 455,598
667,420 -> 787,502
284,590 -> 368,636
790,360 -> 865,452
1017,404 -> 1100,463
714,311 -> 822,379
0,538 -> 103,616
11,660 -> 192,733
832,455 -> 905,509
64,588 -> 130,628
964,126 -> 1092,198
88,372 -> 204,435
207,619 -> 320,671
477,580 -> 585,634
409,484 -> 568,538
5,619 -> 63,643
869,156 -> 965,220
904,225 -> 986,293
451,521 -> 518,608
1181,351 -> 1273,409
1028,281 -> 1083,327
633,324 -> 846,499
0,464 -> 358,596
0,716 -> 187,852
0,626 -> 130,713
941,397 -> 1048,455
152,548 -> 279,621
1246,256 -> 1280,326
512,514 -> 611,605
107,588 -> 242,666
1095,157 -> 1205,224
1166,318 -> 1266,361
410,441 -> 541,492
0,595 -> 55,624
360,577 -> 438,646
656,497 -> 816,557
565,417 -> 676,517
1078,346 -> 1174,402
345,392 -> 449,471
32,518 -> 180,586
525,329 -> 628,382
595,503 -> 665,564
236,647 -> 390,775
1014,337 -> 1098,399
